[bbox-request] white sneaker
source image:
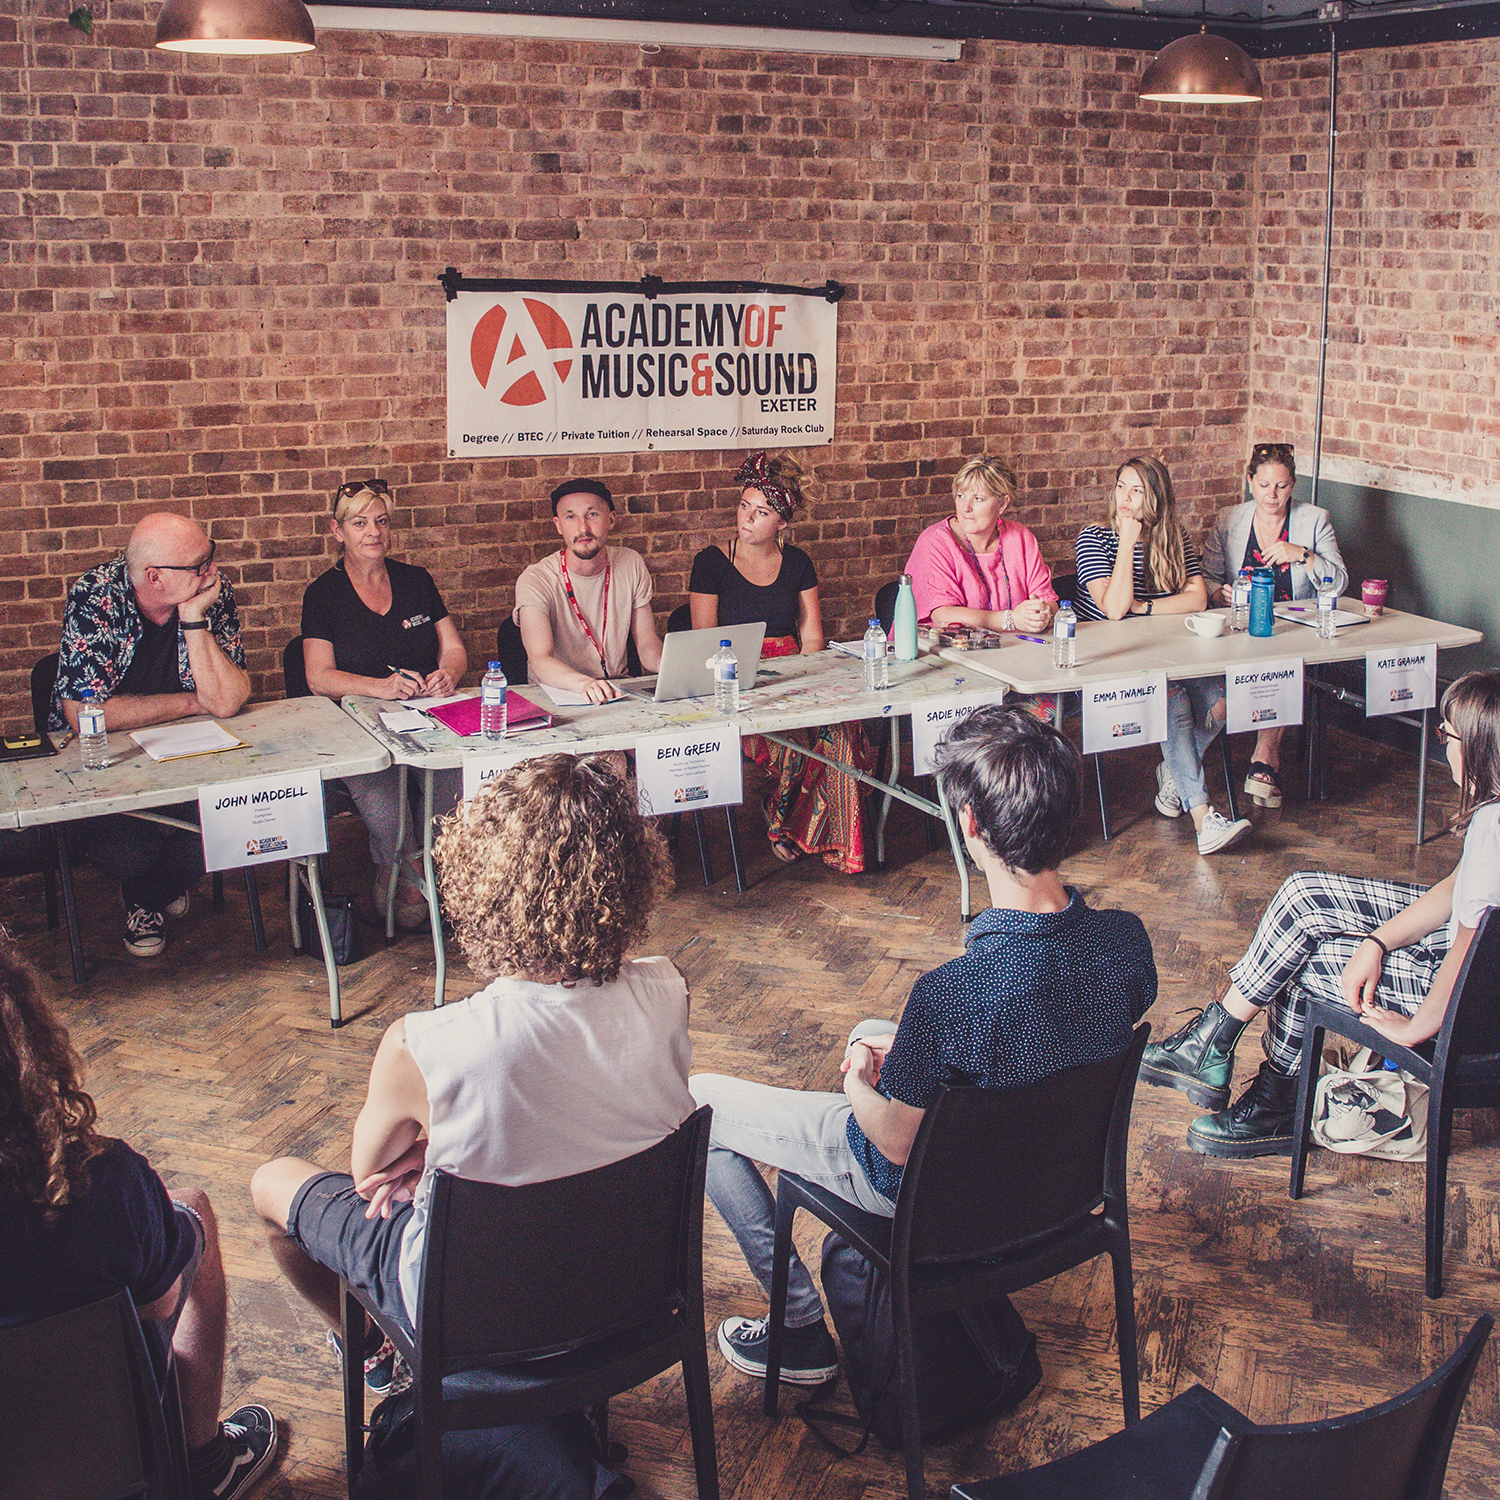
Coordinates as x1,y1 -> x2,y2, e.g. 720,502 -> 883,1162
123,906 -> 166,957
1197,809 -> 1251,855
1154,762 -> 1184,817
165,891 -> 190,920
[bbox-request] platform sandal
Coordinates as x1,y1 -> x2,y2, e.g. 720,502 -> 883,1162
1244,760 -> 1283,808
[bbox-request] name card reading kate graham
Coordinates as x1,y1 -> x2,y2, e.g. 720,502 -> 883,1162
634,726 -> 743,816
1081,672 -> 1168,756
198,771 -> 327,873
1366,644 -> 1437,716
1226,659 -> 1304,736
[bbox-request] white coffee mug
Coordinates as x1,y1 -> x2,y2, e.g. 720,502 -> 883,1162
1185,612 -> 1227,638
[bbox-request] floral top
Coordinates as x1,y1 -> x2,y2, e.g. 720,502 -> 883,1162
48,555 -> 244,731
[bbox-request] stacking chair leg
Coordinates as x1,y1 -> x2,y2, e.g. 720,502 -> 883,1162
1110,1244 -> 1141,1424
1288,1021 -> 1324,1200
1426,1101 -> 1454,1299
763,1189 -> 798,1415
682,1330 -> 722,1500
893,1305 -> 926,1500
43,866 -> 58,930
54,827 -> 86,984
341,1287 -> 366,1496
212,871 -> 224,907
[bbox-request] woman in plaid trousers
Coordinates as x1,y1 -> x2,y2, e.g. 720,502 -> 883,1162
1139,669 -> 1500,1156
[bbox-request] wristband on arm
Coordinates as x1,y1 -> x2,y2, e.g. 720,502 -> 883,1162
1363,934 -> 1390,959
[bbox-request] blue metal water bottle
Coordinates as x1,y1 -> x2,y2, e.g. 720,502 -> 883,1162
1248,567 -> 1275,637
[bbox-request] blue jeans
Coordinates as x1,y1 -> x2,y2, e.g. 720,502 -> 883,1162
1162,676 -> 1226,813
689,1020 -> 897,1329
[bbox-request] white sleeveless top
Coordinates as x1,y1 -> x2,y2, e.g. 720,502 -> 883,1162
397,956 -> 694,1319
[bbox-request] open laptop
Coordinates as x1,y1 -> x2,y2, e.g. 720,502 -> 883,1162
620,622 -> 768,703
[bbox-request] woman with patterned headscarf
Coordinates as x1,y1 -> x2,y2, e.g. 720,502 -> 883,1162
688,452 -> 874,872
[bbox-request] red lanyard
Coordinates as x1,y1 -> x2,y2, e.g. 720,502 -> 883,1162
559,549 -> 611,674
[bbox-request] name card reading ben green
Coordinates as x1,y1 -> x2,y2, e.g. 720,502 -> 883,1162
911,691 -> 1009,776
1081,672 -> 1168,756
1366,644 -> 1437,717
1226,659 -> 1304,736
634,726 -> 742,817
198,770 -> 327,873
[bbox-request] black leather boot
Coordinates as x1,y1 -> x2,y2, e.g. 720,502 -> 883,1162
1187,1062 -> 1300,1158
1138,1001 -> 1249,1110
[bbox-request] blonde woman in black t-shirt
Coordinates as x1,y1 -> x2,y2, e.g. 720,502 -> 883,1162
301,480 -> 468,927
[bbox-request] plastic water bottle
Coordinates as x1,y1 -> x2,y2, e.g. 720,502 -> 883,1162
78,688 -> 109,770
1231,569 -> 1251,632
862,619 -> 890,692
1316,574 -> 1339,639
1051,600 -> 1077,669
892,574 -> 919,661
711,640 -> 740,714
479,661 -> 508,742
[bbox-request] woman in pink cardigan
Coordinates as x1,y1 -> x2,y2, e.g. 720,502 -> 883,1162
904,456 -> 1058,634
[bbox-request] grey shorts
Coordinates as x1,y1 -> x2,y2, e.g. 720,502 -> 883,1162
287,1170 -> 415,1336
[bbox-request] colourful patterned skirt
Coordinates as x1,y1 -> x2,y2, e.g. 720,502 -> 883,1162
748,636 -> 874,875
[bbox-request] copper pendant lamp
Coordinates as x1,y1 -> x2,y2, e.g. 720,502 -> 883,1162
1139,27 -> 1262,103
154,0 -> 316,53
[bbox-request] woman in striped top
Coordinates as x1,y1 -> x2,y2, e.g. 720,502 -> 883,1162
1073,458 -> 1250,856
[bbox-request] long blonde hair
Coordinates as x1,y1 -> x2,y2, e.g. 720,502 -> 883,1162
1109,457 -> 1188,596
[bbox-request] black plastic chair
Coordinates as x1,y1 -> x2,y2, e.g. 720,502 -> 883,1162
952,1314 -> 1492,1500
663,603 -> 747,892
342,1106 -> 719,1500
766,1026 -> 1150,1500
494,615 -> 529,687
0,1290 -> 193,1500
1290,905 -> 1500,1298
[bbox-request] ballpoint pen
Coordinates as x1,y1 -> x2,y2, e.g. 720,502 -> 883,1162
1015,634 -> 1048,645
387,665 -> 422,684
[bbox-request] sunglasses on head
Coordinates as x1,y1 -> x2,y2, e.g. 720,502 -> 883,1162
1251,442 -> 1295,464
336,479 -> 391,501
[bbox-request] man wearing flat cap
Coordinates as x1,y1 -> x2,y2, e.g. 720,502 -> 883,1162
514,478 -> 663,705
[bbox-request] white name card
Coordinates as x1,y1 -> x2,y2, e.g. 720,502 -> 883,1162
1226,659 -> 1304,735
1366,644 -> 1437,717
635,726 -> 743,817
463,754 -> 513,802
198,771 -> 326,873
911,691 -> 1010,776
1081,672 -> 1168,756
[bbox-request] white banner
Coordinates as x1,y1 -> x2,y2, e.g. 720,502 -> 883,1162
1226,659 -> 1304,735
1366,644 -> 1437,717
446,288 -> 838,457
911,691 -> 1010,776
1081,672 -> 1169,756
634,726 -> 743,817
198,771 -> 326,873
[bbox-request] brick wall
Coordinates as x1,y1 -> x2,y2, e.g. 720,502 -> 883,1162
1,7 -> 1266,721
1249,43 -> 1500,511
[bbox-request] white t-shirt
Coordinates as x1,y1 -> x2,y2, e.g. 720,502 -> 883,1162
1450,800 -> 1500,946
513,547 -> 653,681
396,955 -> 694,1320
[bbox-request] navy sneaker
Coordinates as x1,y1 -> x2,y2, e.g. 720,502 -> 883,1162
198,1404 -> 277,1500
716,1314 -> 838,1385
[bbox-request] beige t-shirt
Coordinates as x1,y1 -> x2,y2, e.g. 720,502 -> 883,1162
513,547 -> 653,681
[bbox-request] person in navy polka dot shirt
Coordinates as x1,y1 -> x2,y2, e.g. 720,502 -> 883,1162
691,704 -> 1157,1386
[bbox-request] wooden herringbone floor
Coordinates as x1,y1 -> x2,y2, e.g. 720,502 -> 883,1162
5,727 -> 1498,1500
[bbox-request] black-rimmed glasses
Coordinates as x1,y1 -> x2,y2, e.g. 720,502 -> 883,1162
1436,722 -> 1461,748
152,540 -> 216,577
336,478 -> 391,501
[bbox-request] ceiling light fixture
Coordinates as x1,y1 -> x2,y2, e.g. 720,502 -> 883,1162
155,0 -> 316,53
1139,27 -> 1262,103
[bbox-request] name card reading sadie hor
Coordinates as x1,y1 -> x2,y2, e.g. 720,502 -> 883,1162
634,726 -> 743,817
1366,644 -> 1437,717
1226,659 -> 1304,736
911,691 -> 1009,776
1081,672 -> 1168,756
197,771 -> 327,873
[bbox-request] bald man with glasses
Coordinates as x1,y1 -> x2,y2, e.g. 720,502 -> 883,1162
50,513 -> 252,956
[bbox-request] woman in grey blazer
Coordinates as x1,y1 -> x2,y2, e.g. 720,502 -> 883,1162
1202,441 -> 1348,808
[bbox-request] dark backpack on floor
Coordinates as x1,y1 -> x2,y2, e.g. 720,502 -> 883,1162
801,1230 -> 1042,1453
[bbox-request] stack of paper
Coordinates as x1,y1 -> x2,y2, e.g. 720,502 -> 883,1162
130,721 -> 248,761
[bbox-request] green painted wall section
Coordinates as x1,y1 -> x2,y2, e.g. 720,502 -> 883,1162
1303,476 -> 1497,676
